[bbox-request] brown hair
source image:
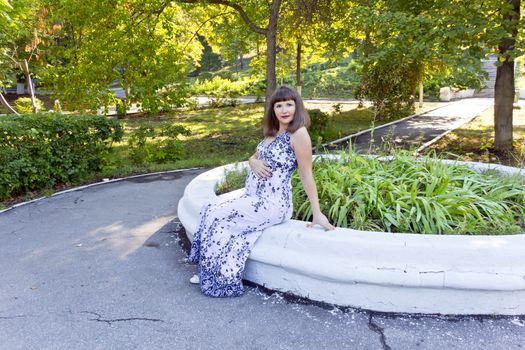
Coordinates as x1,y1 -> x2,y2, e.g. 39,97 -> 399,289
263,85 -> 310,137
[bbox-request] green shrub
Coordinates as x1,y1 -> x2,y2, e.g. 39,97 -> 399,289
127,123 -> 191,164
424,59 -> 487,100
191,76 -> 260,107
332,103 -> 343,115
115,101 -> 127,119
356,59 -> 422,120
216,163 -> 249,195
307,109 -> 329,145
300,60 -> 361,99
0,113 -> 123,200
14,97 -> 45,113
293,151 -> 525,235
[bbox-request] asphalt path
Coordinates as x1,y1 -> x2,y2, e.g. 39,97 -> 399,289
1,171 -> 524,349
324,98 -> 494,153
97,95 -> 362,116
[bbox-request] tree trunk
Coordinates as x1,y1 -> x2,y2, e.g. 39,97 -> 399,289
180,0 -> 281,112
0,93 -> 19,115
494,61 -> 514,150
21,59 -> 38,113
264,0 -> 281,112
296,40 -> 302,96
494,0 -> 520,152
419,81 -> 423,108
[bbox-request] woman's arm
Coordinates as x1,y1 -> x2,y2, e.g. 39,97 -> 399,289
292,127 -> 335,231
248,151 -> 272,179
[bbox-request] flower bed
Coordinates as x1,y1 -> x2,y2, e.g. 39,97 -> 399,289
178,159 -> 525,315
293,153 -> 524,235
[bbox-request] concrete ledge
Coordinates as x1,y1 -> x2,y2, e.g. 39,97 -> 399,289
177,160 -> 525,315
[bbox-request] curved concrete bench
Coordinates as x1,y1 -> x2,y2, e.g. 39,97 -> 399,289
177,160 -> 525,315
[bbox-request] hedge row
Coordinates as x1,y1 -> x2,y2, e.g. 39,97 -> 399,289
0,113 -> 123,200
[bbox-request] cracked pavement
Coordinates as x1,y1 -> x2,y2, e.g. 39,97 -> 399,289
1,170 -> 524,349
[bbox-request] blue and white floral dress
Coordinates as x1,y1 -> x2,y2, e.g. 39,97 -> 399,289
188,131 -> 297,297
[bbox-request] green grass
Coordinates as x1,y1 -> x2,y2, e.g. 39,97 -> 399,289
427,105 -> 525,167
105,103 -> 265,176
321,107 -> 374,141
216,163 -> 249,194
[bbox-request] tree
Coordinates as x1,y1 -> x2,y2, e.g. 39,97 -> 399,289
0,0 -> 17,113
0,0 -> 50,114
40,0 -> 205,113
178,0 -> 283,109
276,0 -> 334,95
319,0 -> 524,139
494,0 -> 521,151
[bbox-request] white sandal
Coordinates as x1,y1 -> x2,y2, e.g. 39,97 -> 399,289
189,274 -> 200,284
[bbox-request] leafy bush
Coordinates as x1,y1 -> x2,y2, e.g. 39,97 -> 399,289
0,113 -> 123,199
115,101 -> 127,119
307,109 -> 329,145
332,103 -> 343,114
356,59 -> 422,120
14,97 -> 45,113
127,123 -> 191,164
191,76 -> 261,107
424,60 -> 487,100
216,163 -> 249,195
300,60 -> 361,99
293,151 -> 525,235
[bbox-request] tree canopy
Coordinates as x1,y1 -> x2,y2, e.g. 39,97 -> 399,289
37,0 -> 206,112
1,0 -> 523,150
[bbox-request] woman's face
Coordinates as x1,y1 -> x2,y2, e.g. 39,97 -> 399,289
273,99 -> 296,129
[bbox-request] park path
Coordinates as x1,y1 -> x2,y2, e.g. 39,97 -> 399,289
98,95 -> 360,116
323,98 -> 493,153
1,170 -> 525,349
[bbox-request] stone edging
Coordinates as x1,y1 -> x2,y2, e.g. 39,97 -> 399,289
0,168 -> 200,215
177,160 -> 525,315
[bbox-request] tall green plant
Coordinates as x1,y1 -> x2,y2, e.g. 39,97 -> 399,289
292,151 -> 525,235
356,58 -> 422,120
215,150 -> 525,235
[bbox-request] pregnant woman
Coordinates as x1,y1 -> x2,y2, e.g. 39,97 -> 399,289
188,85 -> 334,297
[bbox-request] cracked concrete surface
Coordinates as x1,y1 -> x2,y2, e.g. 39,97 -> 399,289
368,314 -> 391,350
1,170 -> 524,349
81,311 -> 164,325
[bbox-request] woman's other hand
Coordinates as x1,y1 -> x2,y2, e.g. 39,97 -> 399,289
249,155 -> 272,179
307,212 -> 336,231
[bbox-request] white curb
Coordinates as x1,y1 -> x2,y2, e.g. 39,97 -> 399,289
178,160 -> 525,315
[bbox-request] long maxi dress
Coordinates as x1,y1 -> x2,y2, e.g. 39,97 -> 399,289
188,131 -> 297,297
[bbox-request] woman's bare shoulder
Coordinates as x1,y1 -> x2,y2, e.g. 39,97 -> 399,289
290,126 -> 311,148
291,126 -> 309,139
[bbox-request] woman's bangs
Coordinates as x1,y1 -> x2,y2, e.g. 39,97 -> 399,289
271,87 -> 296,103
